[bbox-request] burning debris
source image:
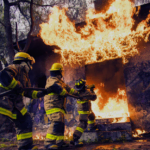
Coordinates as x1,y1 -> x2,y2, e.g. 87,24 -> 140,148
132,129 -> 146,138
39,0 -> 150,66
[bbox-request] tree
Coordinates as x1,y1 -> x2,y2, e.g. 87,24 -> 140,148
0,2 -> 8,67
0,0 -> 56,66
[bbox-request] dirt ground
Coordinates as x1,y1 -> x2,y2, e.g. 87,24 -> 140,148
1,139 -> 150,150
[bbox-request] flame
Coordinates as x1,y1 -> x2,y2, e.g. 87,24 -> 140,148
39,0 -> 150,66
112,117 -> 128,123
33,133 -> 45,140
132,129 -> 146,137
64,126 -> 75,141
91,88 -> 129,120
39,104 -> 41,110
100,83 -> 104,87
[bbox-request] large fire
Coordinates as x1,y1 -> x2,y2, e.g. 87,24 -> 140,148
39,0 -> 150,66
39,0 -> 150,122
91,88 -> 129,119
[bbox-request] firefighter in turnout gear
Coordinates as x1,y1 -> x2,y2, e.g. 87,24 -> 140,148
44,63 -> 79,150
0,52 -> 47,150
70,78 -> 97,146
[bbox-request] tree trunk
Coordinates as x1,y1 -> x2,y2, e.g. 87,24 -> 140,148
3,0 -> 15,64
0,61 -> 3,70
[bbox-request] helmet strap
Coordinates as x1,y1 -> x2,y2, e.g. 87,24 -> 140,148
26,61 -> 32,71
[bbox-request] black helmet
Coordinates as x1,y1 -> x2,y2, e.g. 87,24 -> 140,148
74,78 -> 86,91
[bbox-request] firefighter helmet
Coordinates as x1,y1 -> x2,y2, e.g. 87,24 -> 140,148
74,78 -> 86,91
50,63 -> 63,71
14,52 -> 35,65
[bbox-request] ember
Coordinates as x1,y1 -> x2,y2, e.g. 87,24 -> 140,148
64,127 -> 75,141
33,133 -> 45,140
112,117 -> 128,123
132,129 -> 146,137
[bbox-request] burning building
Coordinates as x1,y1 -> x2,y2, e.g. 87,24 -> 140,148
4,0 -> 150,142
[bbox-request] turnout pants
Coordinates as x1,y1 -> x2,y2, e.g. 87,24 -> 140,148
45,112 -> 65,147
0,109 -> 33,149
73,112 -> 95,141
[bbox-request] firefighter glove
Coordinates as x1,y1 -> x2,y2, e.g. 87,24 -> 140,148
13,81 -> 24,94
37,90 -> 47,98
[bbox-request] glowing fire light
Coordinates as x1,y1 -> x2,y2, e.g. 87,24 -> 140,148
33,133 -> 45,140
91,88 -> 129,119
112,117 -> 128,123
132,129 -> 146,137
39,0 -> 150,66
64,127 -> 75,141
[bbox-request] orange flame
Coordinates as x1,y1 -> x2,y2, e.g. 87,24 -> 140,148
39,0 -> 150,66
91,88 -> 129,119
132,129 -> 146,137
112,117 -> 128,123
33,128 -> 75,141
33,133 -> 45,140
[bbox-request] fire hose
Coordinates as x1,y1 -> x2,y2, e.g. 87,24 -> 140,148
0,87 -> 80,99
0,84 -> 95,99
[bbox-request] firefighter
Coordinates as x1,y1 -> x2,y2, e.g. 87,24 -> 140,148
44,63 -> 79,150
0,52 -> 47,150
70,78 -> 97,146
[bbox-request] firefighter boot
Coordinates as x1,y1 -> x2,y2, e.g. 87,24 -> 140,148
70,140 -> 83,147
45,144 -> 58,150
57,141 -> 69,148
18,145 -> 38,150
74,141 -> 83,147
70,134 -> 83,147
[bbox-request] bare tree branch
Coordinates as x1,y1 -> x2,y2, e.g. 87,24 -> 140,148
18,2 -> 30,25
9,1 -> 19,6
16,22 -> 22,51
9,0 -> 56,7
0,20 -> 5,27
6,0 -> 57,54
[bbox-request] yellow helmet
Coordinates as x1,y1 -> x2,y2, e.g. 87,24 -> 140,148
14,52 -> 35,64
50,63 -> 63,71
